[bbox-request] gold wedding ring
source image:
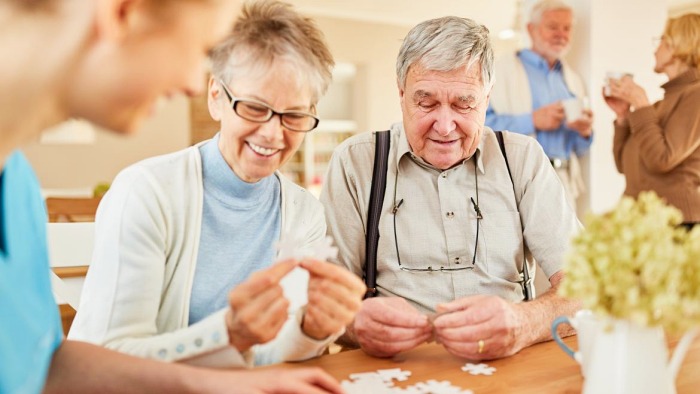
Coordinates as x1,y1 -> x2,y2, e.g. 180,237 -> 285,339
477,339 -> 485,354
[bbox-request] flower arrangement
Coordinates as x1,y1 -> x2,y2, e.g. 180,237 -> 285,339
560,191 -> 700,333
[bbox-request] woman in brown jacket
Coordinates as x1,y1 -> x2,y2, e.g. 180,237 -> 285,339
605,13 -> 700,228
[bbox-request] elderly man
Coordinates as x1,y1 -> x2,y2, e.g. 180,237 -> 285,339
320,15 -> 580,360
485,0 -> 593,208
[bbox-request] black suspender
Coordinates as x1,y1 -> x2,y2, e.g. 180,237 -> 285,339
363,130 -> 390,298
495,131 -> 533,301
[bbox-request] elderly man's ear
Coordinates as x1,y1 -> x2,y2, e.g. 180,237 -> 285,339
207,77 -> 223,122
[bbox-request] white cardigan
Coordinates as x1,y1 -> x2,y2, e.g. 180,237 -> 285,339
69,142 -> 338,367
490,51 -> 586,117
489,51 -> 587,199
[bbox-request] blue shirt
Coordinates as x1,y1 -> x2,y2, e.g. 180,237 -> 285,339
485,49 -> 593,160
0,152 -> 63,394
189,134 -> 281,325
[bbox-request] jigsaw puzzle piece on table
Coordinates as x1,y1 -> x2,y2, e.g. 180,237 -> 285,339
461,362 -> 497,376
411,379 -> 474,394
341,373 -> 394,394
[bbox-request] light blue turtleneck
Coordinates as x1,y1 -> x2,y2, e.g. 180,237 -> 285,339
189,133 -> 281,325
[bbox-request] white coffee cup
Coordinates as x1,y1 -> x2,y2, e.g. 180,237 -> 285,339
604,71 -> 633,96
552,309 -> 600,377
562,98 -> 583,121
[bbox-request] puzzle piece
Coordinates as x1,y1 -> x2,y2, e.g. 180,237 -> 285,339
276,233 -> 338,262
376,368 -> 412,382
276,232 -> 307,260
392,386 -> 424,394
310,235 -> 338,261
461,362 -> 497,376
343,369 -> 474,394
341,375 -> 394,394
347,371 -> 388,383
411,379 -> 472,394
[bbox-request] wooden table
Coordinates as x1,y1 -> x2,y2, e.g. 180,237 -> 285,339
277,335 -> 700,393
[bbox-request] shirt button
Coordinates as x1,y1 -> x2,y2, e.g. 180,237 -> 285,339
157,349 -> 167,359
446,211 -> 454,218
454,257 -> 461,264
194,338 -> 203,347
212,332 -> 221,343
176,344 -> 185,353
441,173 -> 447,178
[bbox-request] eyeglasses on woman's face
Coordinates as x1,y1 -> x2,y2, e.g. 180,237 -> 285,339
218,79 -> 319,132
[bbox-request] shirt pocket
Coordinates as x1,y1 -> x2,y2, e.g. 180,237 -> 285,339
479,210 -> 524,284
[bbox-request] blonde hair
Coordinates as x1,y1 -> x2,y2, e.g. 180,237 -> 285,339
209,0 -> 334,104
664,13 -> 700,70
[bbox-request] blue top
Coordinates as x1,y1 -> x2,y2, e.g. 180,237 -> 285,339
189,134 -> 281,325
0,152 -> 63,394
485,49 -> 593,160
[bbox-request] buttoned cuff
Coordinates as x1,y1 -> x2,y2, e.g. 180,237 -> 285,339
181,309 -> 253,368
251,307 -> 344,365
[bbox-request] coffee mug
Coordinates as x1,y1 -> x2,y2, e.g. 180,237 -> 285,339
562,97 -> 583,121
604,71 -> 633,96
551,309 -> 599,377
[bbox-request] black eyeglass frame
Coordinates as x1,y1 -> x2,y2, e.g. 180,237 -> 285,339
392,157 -> 482,272
217,79 -> 320,132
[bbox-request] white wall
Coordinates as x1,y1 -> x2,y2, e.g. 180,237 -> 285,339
567,0 -> 668,214
23,95 -> 191,189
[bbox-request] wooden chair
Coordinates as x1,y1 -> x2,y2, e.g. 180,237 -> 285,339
46,197 -> 102,222
48,222 -> 95,333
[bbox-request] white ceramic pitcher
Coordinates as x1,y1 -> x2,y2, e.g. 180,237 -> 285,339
580,319 -> 697,394
552,309 -> 599,377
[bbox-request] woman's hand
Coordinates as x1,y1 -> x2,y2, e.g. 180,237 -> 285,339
299,259 -> 366,340
603,86 -> 631,123
225,260 -> 298,352
607,75 -> 650,111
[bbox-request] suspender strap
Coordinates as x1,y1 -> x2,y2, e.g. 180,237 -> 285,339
495,131 -> 513,182
364,130 -> 391,298
495,131 -> 534,301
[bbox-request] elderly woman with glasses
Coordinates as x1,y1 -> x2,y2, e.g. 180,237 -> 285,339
605,13 -> 700,229
69,0 -> 365,367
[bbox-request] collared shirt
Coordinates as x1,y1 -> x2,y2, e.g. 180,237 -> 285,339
485,49 -> 592,160
321,123 -> 581,313
0,152 -> 63,394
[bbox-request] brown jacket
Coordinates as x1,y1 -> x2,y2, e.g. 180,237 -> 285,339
613,68 -> 700,222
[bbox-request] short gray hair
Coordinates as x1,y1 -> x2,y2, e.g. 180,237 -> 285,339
209,0 -> 334,104
396,16 -> 494,94
528,0 -> 573,25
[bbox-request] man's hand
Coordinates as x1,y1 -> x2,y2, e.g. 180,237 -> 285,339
353,297 -> 433,358
432,294 -> 526,360
299,259 -> 366,340
566,109 -> 593,138
533,102 -> 565,131
225,260 -> 297,352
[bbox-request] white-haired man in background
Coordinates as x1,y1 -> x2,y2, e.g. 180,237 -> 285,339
486,0 -> 593,209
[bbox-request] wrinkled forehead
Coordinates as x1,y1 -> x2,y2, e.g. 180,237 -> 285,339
406,63 -> 485,100
411,89 -> 482,106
